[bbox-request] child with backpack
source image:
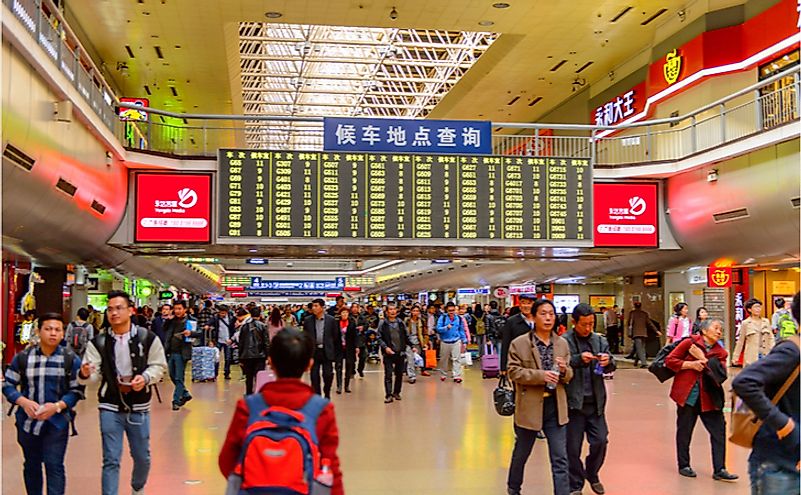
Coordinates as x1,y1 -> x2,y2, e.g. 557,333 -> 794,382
65,307 -> 94,357
219,327 -> 343,495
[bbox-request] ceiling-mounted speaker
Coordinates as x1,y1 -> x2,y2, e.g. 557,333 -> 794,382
54,100 -> 73,122
623,276 -> 633,285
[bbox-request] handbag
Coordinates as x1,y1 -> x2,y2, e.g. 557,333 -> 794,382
425,349 -> 437,368
461,351 -> 473,366
729,347 -> 799,448
493,375 -> 515,416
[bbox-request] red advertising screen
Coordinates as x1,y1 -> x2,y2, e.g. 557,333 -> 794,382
135,173 -> 211,243
593,182 -> 658,247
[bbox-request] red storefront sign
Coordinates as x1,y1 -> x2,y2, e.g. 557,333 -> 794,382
592,183 -> 658,247
708,266 -> 733,288
591,82 -> 647,128
135,173 -> 212,243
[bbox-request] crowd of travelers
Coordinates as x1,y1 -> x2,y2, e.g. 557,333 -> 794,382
3,290 -> 798,495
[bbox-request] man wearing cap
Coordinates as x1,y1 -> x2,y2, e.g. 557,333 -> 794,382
500,294 -> 538,375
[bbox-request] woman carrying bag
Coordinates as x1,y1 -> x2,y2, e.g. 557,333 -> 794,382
665,319 -> 738,482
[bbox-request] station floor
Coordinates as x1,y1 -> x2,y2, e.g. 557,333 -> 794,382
3,361 -> 752,494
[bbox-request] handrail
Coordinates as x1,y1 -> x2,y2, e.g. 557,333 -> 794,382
117,66 -> 801,131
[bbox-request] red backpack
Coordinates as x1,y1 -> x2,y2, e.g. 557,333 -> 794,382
226,393 -> 332,495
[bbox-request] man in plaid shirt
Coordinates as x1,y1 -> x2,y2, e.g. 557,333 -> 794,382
3,312 -> 84,495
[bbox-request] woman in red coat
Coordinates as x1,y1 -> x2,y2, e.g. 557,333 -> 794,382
665,319 -> 739,482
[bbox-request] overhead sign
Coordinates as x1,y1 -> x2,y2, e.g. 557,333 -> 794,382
118,97 -> 149,121
248,277 -> 346,291
593,182 -> 658,247
509,284 -> 537,295
708,266 -> 732,288
246,258 -> 269,265
135,173 -> 211,243
323,117 -> 492,155
158,290 -> 174,300
178,257 -> 219,263
643,271 -> 662,287
457,287 -> 491,295
219,149 -> 592,243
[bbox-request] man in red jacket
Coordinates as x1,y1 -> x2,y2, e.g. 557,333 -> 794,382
218,328 -> 344,495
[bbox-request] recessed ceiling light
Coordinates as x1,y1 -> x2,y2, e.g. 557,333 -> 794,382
265,11 -> 282,18
492,2 -> 511,8
478,20 -> 495,26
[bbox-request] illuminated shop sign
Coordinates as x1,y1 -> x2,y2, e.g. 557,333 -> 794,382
135,173 -> 212,243
593,182 -> 658,248
663,49 -> 684,85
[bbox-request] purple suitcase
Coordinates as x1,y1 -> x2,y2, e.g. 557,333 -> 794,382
481,344 -> 500,379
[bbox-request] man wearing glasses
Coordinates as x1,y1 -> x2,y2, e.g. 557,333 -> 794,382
79,290 -> 167,495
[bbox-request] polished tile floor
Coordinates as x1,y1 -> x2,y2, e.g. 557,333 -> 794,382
3,361 -> 752,494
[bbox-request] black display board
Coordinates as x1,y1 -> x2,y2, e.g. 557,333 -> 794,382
218,149 -> 592,242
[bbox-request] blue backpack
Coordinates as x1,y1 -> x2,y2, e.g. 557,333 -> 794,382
226,393 -> 331,495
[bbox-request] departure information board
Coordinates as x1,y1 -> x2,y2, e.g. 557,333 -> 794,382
218,149 -> 592,242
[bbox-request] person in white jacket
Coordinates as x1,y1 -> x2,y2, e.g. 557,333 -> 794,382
78,290 -> 167,495
732,298 -> 774,367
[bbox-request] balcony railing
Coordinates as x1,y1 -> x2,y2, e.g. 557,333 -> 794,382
4,0 -> 121,136
121,67 -> 799,166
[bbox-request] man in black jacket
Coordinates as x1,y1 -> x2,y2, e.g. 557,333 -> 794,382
206,305 -> 235,379
163,300 -> 201,410
732,292 -> 799,493
302,299 -> 339,399
564,304 -> 616,495
500,293 -> 537,374
377,304 -> 408,403
234,308 -> 269,395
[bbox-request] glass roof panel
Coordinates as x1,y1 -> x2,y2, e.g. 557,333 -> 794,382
238,22 -> 497,149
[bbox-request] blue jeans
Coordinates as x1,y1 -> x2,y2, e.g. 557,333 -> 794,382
749,460 -> 800,495
17,423 -> 69,495
99,410 -> 151,495
508,397 -> 570,495
217,342 -> 232,377
168,353 -> 190,404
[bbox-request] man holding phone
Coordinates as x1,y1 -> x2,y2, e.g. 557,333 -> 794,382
563,303 -> 616,495
79,290 -> 167,495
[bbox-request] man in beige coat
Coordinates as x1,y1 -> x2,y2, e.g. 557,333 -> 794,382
507,298 -> 574,495
732,298 -> 774,367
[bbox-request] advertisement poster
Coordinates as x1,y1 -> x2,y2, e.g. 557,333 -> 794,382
135,173 -> 212,243
593,182 -> 658,247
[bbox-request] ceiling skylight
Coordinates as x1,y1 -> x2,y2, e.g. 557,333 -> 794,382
238,22 -> 498,149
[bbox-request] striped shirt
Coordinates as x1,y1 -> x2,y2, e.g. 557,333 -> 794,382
2,346 -> 83,435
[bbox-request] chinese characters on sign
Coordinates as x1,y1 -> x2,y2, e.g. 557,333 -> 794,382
135,173 -> 211,243
593,182 -> 658,247
594,90 -> 636,127
323,117 -> 492,155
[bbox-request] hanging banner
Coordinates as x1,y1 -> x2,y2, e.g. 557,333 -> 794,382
323,117 -> 492,155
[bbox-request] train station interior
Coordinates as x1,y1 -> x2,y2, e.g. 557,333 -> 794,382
1,0 -> 800,494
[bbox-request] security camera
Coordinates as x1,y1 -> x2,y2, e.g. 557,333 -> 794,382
389,6 -> 398,20
677,9 -> 686,22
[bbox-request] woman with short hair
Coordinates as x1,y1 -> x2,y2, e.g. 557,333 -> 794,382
732,298 -> 775,367
666,319 -> 738,482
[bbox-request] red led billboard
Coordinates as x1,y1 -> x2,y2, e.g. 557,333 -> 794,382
593,182 -> 658,247
135,173 -> 211,243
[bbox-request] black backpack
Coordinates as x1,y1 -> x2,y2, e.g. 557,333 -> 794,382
66,321 -> 92,355
648,337 -> 691,383
7,347 -> 82,436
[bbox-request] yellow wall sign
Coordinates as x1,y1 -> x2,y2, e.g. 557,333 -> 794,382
663,49 -> 682,85
772,281 -> 796,295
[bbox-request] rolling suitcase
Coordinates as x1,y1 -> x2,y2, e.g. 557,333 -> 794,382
254,365 -> 276,392
481,343 -> 500,379
191,347 -> 216,382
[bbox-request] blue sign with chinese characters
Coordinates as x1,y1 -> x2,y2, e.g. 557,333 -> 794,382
248,277 -> 346,291
323,117 -> 492,155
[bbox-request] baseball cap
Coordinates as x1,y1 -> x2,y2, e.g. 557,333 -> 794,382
519,293 -> 536,301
